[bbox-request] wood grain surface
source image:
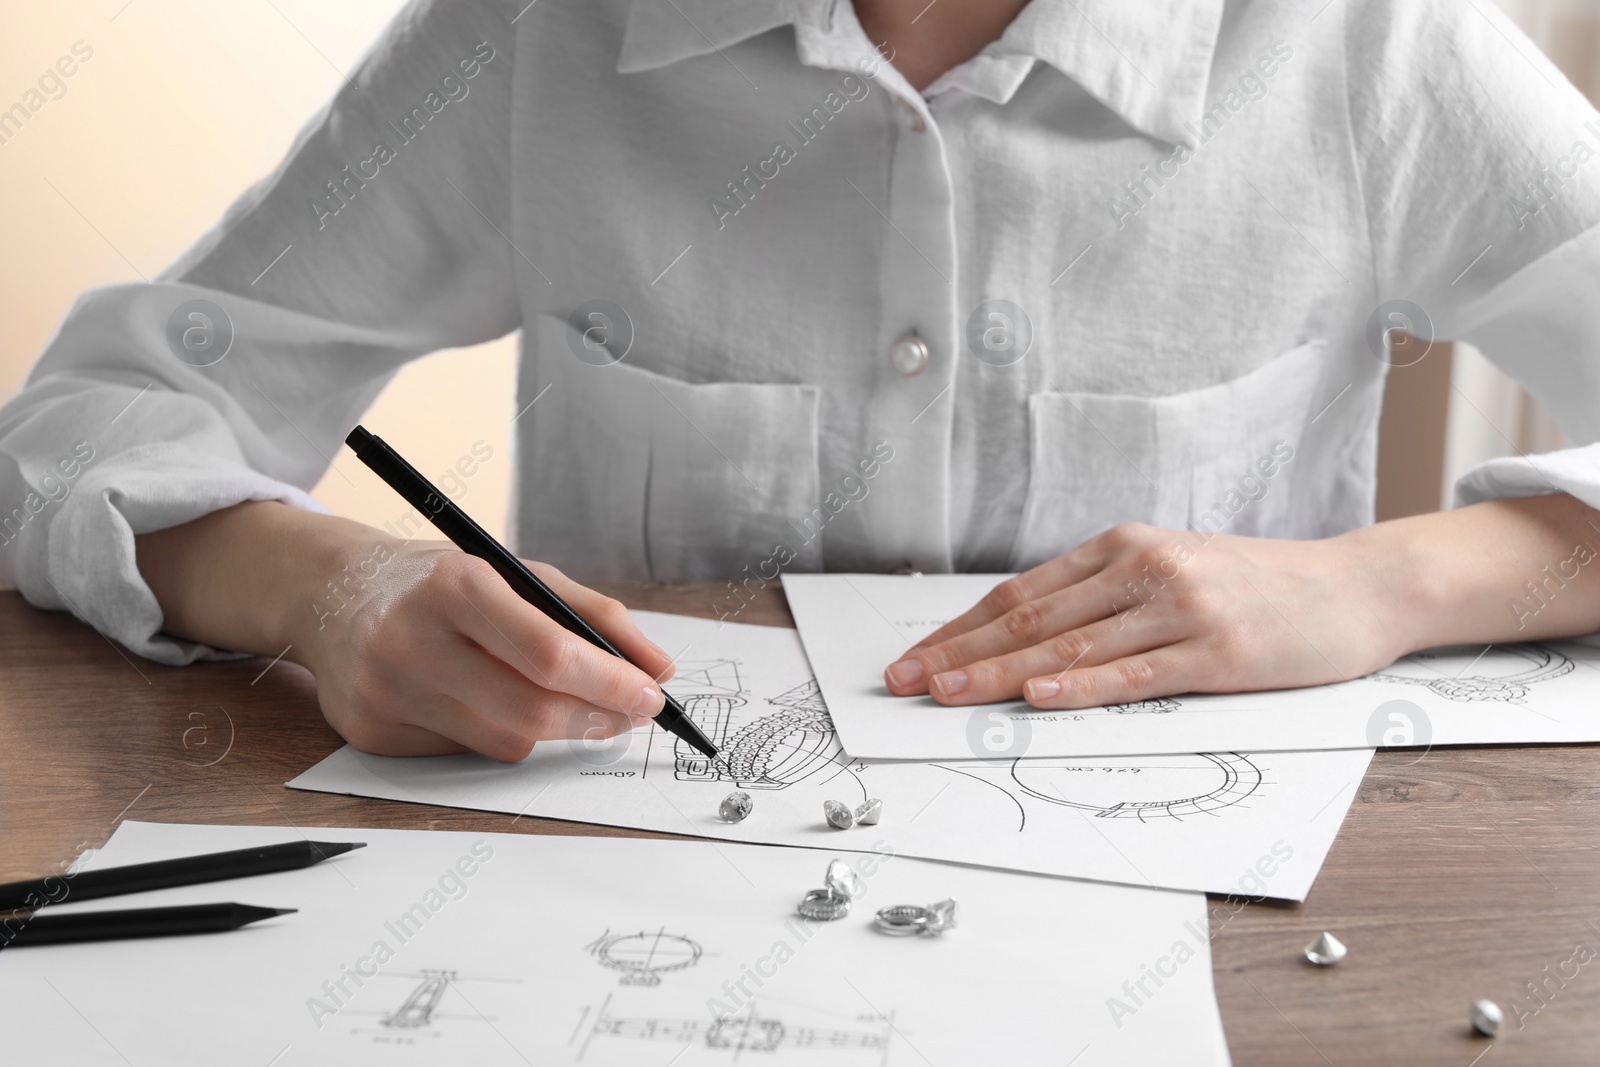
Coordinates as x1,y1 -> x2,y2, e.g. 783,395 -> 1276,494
4,586 -> 1598,1065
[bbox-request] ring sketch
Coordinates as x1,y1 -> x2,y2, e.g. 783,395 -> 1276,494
669,662 -> 845,791
1370,643 -> 1574,702
582,998 -> 889,1058
588,928 -> 702,987
1010,753 -> 1264,821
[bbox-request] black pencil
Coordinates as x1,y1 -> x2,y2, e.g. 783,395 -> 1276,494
1,903 -> 296,946
0,840 -> 364,911
345,425 -> 719,759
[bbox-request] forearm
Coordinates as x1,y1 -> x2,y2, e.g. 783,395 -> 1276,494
1342,492 -> 1600,652
134,501 -> 391,660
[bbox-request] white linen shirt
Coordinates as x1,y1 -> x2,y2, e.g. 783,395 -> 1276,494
4,0 -> 1600,664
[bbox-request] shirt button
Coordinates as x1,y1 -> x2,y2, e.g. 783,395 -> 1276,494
893,97 -> 926,133
887,334 -> 929,376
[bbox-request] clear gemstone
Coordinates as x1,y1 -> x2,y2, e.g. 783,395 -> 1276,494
718,791 -> 753,822
1303,931 -> 1347,966
855,799 -> 883,825
825,859 -> 866,900
1470,999 -> 1502,1037
925,897 -> 959,935
823,800 -> 855,829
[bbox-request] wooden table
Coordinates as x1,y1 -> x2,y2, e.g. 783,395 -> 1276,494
5,586 -> 1599,1064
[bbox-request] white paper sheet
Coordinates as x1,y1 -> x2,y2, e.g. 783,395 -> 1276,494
783,572 -> 1600,760
2,821 -> 1232,1066
289,612 -> 1371,901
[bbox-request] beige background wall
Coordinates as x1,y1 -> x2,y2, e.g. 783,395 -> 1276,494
0,0 -> 516,540
2,1 -> 1595,540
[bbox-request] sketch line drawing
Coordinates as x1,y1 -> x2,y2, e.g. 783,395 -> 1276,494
589,928 -> 703,987
705,1013 -> 883,1052
1010,753 -> 1265,821
584,1000 -> 888,1056
381,969 -> 454,1029
933,763 -> 1027,832
669,663 -> 847,791
1370,643 -> 1574,702
672,659 -> 748,783
1104,698 -> 1180,714
348,970 -> 521,1037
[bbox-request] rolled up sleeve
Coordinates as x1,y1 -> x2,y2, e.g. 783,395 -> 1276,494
0,0 -> 521,663
1345,0 -> 1600,522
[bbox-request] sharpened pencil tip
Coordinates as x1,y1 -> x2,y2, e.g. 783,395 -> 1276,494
270,908 -> 298,916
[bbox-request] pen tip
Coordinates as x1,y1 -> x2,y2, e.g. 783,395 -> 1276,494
272,908 -> 299,916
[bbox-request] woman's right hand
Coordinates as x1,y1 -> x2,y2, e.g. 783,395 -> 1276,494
137,501 -> 676,760
301,541 -> 677,759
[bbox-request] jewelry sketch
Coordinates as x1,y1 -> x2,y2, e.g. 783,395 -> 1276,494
1369,643 -> 1574,702
581,998 -> 889,1058
663,662 -> 1265,826
340,969 -> 522,1041
1103,698 -> 1181,714
381,969 -> 454,1029
588,928 -> 703,987
669,663 -> 847,791
1009,753 -> 1264,821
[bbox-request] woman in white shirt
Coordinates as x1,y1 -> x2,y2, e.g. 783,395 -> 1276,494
4,0 -> 1600,759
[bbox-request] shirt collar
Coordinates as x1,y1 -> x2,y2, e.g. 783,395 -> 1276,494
617,0 -> 838,74
969,0 -> 1225,145
617,0 -> 1225,146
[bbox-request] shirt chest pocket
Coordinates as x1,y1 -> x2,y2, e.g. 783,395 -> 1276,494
1009,340 -> 1328,568
517,313 -> 823,582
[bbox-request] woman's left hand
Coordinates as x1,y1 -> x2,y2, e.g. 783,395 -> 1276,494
882,522 -> 1414,708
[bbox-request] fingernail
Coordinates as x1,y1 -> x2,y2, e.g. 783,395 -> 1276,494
630,685 -> 664,719
933,669 -> 968,696
1027,678 -> 1060,701
887,659 -> 924,688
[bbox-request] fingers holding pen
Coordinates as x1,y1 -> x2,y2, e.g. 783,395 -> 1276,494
530,560 -> 679,685
321,589 -> 643,761
426,643 -> 641,760
439,554 -> 668,723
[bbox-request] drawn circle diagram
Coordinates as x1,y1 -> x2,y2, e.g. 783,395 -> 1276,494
1010,752 -> 1262,821
1369,643 -> 1573,702
594,931 -> 702,986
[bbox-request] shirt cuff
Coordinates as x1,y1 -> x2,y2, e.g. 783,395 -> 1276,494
24,452 -> 325,666
1453,443 -> 1600,514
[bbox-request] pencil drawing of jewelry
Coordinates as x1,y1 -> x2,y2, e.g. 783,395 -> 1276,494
670,665 -> 843,789
1370,643 -> 1573,702
590,929 -> 703,986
